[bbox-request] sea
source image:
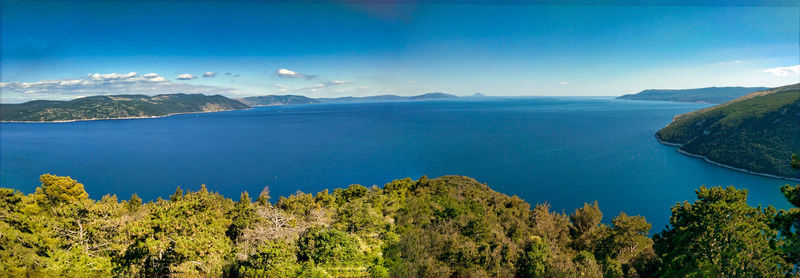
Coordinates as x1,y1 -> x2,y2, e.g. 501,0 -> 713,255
1,97 -> 793,231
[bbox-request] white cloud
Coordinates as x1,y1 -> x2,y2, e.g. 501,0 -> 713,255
1,72 -> 241,101
203,72 -> 216,78
407,80 -> 417,83
176,73 -> 197,80
276,68 -> 314,79
90,72 -> 137,80
142,73 -> 167,82
764,65 -> 800,77
559,81 -> 568,85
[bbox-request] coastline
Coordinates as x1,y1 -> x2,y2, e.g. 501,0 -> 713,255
0,108 -> 252,123
656,135 -> 799,182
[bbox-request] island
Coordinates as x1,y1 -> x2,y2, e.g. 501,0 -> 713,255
238,95 -> 320,106
0,92 -> 460,122
617,86 -> 769,103
0,94 -> 251,122
656,83 -> 800,179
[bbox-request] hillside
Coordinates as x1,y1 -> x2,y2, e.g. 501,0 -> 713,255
618,86 -> 768,103
238,95 -> 320,106
656,84 -> 800,179
0,94 -> 250,122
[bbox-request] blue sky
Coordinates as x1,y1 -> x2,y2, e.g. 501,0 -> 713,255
1,1 -> 798,102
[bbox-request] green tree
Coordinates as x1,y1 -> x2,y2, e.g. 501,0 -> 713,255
297,226 -> 362,266
227,191 -> 256,241
118,186 -> 234,275
126,193 -> 142,212
170,186 -> 184,201
774,184 -> 800,274
792,153 -> 800,169
516,236 -> 550,277
654,186 -> 787,277
334,184 -> 368,206
597,212 -> 657,277
236,240 -> 301,277
34,174 -> 89,206
569,201 -> 605,251
257,186 -> 271,206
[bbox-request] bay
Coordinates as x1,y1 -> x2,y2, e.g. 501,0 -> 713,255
0,97 -> 792,230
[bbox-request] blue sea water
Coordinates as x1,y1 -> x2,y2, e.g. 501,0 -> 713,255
0,97 -> 793,230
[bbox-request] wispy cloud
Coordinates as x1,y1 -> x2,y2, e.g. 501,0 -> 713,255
0,72 -> 241,101
203,72 -> 216,78
276,68 -> 314,79
559,81 -> 568,85
310,80 -> 350,88
176,73 -> 197,80
764,64 -> 800,77
273,83 -> 290,92
325,80 -> 350,85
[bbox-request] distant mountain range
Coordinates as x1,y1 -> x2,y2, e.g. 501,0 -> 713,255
0,94 -> 250,122
316,92 -> 458,103
656,84 -> 800,179
238,95 -> 320,106
237,92 -> 457,106
618,86 -> 769,103
1,92 -> 460,122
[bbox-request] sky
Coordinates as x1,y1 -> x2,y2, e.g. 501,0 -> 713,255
1,0 -> 799,103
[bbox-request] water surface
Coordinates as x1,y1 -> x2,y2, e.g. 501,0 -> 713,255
1,97 -> 792,230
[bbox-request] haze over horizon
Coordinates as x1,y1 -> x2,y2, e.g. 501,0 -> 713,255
2,1 -> 798,103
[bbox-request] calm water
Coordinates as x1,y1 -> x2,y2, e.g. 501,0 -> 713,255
0,97 -> 793,230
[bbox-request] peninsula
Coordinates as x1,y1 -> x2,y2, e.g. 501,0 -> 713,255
656,83 -> 800,179
618,86 -> 769,103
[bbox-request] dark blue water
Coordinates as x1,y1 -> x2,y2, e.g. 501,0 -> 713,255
0,97 -> 793,231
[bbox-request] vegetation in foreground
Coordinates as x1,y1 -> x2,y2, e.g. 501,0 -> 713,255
657,83 -> 800,179
1,174 -> 799,277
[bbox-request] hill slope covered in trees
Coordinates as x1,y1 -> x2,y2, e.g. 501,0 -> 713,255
657,84 -> 800,179
0,94 -> 251,122
1,174 -> 799,277
617,86 -> 769,103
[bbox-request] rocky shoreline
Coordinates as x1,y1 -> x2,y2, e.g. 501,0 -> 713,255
657,135 -> 799,182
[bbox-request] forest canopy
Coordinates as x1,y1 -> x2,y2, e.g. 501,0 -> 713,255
1,174 -> 798,277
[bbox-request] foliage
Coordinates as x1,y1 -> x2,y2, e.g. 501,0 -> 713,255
2,174 -> 798,277
774,184 -> 800,275
653,186 -> 787,277
656,83 -> 800,178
